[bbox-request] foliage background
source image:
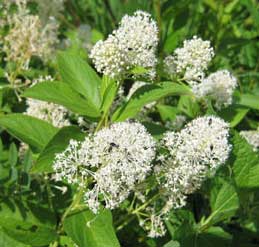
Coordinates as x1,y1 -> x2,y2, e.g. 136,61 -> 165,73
0,0 -> 259,247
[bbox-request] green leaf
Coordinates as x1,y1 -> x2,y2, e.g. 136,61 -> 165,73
246,165 -> 259,188
143,122 -> 167,139
100,78 -> 118,114
8,143 -> 18,167
0,201 -> 57,246
0,114 -> 58,153
237,94 -> 259,110
232,131 -> 259,188
178,95 -> 200,118
240,0 -> 259,31
32,126 -> 85,173
60,236 -> 77,247
205,182 -> 239,226
64,209 -> 120,247
195,227 -> 232,247
218,105 -> 249,127
22,149 -> 33,173
0,228 -> 30,247
178,227 -> 232,247
156,105 -> 178,122
163,240 -> 180,247
112,82 -> 190,121
57,52 -> 101,108
2,220 -> 57,247
23,81 -> 100,118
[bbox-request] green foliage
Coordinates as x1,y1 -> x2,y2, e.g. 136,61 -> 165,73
0,0 -> 259,246
232,131 -> 259,188
32,126 -> 85,173
57,52 -> 102,110
0,114 -> 58,152
23,81 -> 100,118
113,82 -> 190,121
64,209 -> 120,247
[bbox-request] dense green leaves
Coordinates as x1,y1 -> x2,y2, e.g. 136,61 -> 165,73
0,201 -> 57,246
32,126 -> 85,173
112,82 -> 191,121
232,131 -> 259,188
64,209 -> 120,247
57,52 -> 101,109
0,1 -> 259,246
0,114 -> 58,152
23,81 -> 100,118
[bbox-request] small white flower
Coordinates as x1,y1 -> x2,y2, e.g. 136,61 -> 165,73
240,128 -> 259,152
193,70 -> 238,109
25,97 -> 70,128
147,214 -> 166,238
90,35 -> 127,78
164,36 -> 214,84
157,116 -> 231,210
2,1 -> 59,72
53,121 -> 156,213
90,11 -> 158,79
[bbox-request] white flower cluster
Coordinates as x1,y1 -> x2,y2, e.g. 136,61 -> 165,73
157,116 -> 231,210
90,11 -> 158,78
2,0 -> 59,71
26,99 -> 70,128
34,0 -> 64,25
164,36 -> 214,84
147,214 -> 166,238
25,76 -> 70,128
53,122 -> 156,213
240,128 -> 259,152
193,70 -> 238,109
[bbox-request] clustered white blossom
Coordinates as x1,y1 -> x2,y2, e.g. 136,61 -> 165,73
1,0 -> 59,74
53,122 -> 156,213
164,36 -> 214,84
193,70 -> 238,109
147,214 -> 166,238
25,75 -> 70,128
157,116 -> 231,211
25,99 -> 70,128
240,128 -> 259,152
90,11 -> 158,79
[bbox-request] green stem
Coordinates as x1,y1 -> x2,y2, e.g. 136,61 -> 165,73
116,194 -> 159,231
153,0 -> 162,36
57,186 -> 85,234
